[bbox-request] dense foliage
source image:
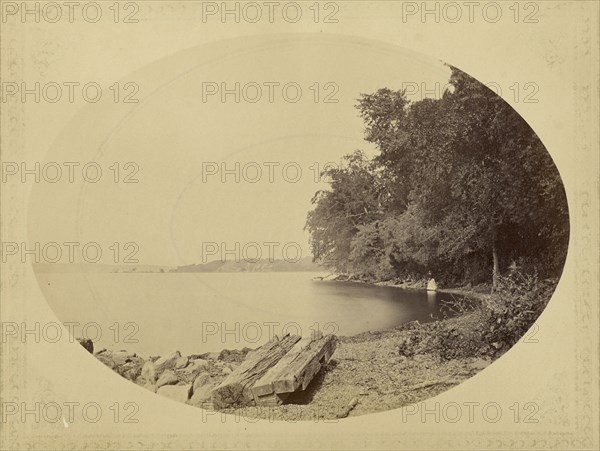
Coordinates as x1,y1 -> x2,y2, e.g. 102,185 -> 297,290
306,67 -> 569,287
396,271 -> 555,360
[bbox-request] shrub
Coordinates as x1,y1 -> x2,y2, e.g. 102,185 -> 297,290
397,272 -> 557,360
478,272 -> 556,357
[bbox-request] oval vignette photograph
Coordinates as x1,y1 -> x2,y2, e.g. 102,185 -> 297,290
28,35 -> 570,421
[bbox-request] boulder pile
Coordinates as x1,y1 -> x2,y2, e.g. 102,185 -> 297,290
83,341 -> 252,407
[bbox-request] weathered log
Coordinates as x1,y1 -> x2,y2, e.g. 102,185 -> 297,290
251,334 -> 320,399
210,334 -> 301,408
251,334 -> 337,405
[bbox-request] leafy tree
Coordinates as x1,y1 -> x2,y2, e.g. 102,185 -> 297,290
306,66 -> 569,288
305,150 -> 384,271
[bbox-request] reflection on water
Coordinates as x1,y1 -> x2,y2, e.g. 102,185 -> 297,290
35,272 -> 461,356
427,290 -> 437,306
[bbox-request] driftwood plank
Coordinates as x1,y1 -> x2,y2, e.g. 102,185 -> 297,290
251,334 -> 337,405
273,334 -> 336,393
211,334 -> 301,408
252,332 -> 322,398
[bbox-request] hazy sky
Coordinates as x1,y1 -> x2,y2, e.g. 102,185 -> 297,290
28,35 -> 452,266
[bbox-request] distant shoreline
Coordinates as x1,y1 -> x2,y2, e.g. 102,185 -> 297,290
32,259 -> 326,274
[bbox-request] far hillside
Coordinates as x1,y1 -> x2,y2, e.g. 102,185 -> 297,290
170,257 -> 322,273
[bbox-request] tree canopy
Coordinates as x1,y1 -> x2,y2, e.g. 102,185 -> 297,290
305,66 -> 569,287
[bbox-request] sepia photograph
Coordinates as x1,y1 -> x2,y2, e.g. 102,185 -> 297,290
1,1 -> 598,450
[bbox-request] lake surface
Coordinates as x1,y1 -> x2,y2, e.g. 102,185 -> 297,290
35,272 -> 459,356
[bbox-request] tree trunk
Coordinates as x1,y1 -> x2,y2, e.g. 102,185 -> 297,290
492,242 -> 499,293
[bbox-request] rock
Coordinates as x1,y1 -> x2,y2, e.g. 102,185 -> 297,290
188,383 -> 215,406
156,370 -> 179,389
157,384 -> 193,403
77,338 -> 94,354
337,397 -> 359,418
140,361 -> 157,384
221,366 -> 232,375
94,350 -> 116,370
217,347 -> 253,363
190,358 -> 209,369
117,358 -> 144,382
192,372 -> 212,392
191,352 -> 219,360
178,358 -> 209,383
154,351 -> 181,375
113,350 -> 137,366
175,356 -> 189,369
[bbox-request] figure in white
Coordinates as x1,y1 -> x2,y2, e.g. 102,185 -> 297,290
427,277 -> 437,292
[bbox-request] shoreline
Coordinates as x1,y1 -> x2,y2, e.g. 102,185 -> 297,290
86,271 -> 559,420
84,300 -> 495,420
315,273 -> 492,302
86,279 -> 490,359
80,273 -> 521,420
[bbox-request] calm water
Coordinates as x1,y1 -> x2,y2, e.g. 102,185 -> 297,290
35,272 -> 458,356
